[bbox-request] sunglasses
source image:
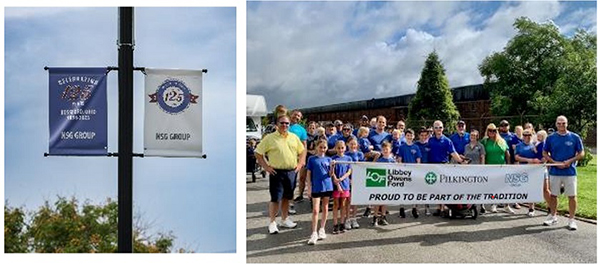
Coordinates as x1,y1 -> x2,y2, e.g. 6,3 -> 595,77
556,122 -> 566,125
434,126 -> 443,129
278,122 -> 290,125
487,129 -> 497,133
343,128 -> 351,131
523,134 -> 532,137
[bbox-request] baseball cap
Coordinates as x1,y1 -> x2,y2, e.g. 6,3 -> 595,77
457,120 -> 465,125
499,120 -> 509,126
334,120 -> 343,126
361,115 -> 368,120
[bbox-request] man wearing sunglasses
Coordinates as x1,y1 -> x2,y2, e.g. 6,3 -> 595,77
256,115 -> 306,234
428,120 -> 465,216
428,120 -> 464,164
543,116 -> 584,231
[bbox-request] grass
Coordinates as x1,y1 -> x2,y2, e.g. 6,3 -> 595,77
536,154 -> 597,219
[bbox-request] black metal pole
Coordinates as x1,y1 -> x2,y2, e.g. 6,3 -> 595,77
117,7 -> 134,253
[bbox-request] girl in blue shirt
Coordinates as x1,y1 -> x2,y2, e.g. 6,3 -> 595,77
345,137 -> 363,229
373,141 -> 395,226
331,140 -> 353,234
306,139 -> 333,245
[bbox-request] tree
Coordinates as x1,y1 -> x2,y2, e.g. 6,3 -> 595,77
479,17 -> 596,136
407,51 -> 460,129
4,197 -> 179,253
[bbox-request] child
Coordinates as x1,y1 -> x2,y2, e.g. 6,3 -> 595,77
415,127 -> 431,215
358,126 -> 380,161
306,139 -> 334,245
331,140 -> 353,234
391,129 -> 403,158
357,126 -> 379,217
345,137 -> 364,229
396,129 -> 422,218
373,141 -> 396,226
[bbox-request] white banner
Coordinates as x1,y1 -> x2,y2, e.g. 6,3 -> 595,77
144,68 -> 203,157
351,163 -> 545,205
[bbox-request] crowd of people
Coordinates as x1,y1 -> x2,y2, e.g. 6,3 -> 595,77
250,105 -> 585,245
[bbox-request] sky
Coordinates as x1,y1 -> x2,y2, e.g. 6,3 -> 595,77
5,7 -> 236,253
247,1 -> 597,110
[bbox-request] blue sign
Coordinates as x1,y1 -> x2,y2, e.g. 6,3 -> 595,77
48,68 -> 108,155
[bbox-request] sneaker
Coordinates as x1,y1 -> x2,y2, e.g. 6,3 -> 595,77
543,215 -> 558,226
527,209 -> 535,217
399,207 -> 406,218
513,203 -> 521,209
372,216 -> 379,226
568,219 -> 578,231
345,220 -> 352,230
307,232 -> 318,245
363,207 -> 371,217
480,205 -> 486,214
318,228 -> 327,240
332,224 -> 339,234
351,218 -> 360,229
280,218 -> 297,228
491,205 -> 498,213
505,205 -> 515,214
379,216 -> 389,226
412,207 -> 419,218
293,195 -> 304,203
288,205 -> 297,215
268,221 -> 279,234
339,223 -> 346,233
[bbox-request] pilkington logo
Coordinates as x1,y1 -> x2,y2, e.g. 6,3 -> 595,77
425,172 -> 437,185
366,168 -> 387,187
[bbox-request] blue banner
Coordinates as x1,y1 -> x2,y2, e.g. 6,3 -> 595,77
48,68 -> 108,155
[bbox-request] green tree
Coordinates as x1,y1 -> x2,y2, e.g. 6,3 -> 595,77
4,203 -> 29,253
5,197 -> 179,253
480,17 -> 596,136
407,51 -> 460,129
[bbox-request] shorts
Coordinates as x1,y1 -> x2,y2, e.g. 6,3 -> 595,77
311,191 -> 333,198
333,190 -> 351,198
549,175 -> 577,197
269,169 -> 297,202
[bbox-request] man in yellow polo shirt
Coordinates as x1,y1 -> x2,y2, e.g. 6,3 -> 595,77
256,115 -> 306,234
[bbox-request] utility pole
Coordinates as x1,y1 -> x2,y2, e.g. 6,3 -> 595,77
117,6 -> 134,253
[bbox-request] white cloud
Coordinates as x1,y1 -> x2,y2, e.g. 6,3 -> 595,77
247,1 -> 593,111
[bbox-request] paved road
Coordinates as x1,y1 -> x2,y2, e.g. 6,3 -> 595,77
246,174 -> 596,263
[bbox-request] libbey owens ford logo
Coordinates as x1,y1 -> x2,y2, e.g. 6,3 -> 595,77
149,78 -> 199,115
505,172 -> 529,187
365,168 -> 412,187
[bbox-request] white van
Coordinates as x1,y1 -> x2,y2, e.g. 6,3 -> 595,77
246,94 -> 267,140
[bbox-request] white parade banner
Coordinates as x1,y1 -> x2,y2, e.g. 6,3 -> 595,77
350,162 -> 545,205
144,68 -> 203,157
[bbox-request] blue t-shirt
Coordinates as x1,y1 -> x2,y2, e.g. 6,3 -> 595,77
391,139 -> 402,157
376,156 -> 396,163
359,137 -> 372,154
450,132 -> 470,155
500,132 -> 522,164
535,142 -> 545,160
368,130 -> 392,151
415,141 -> 430,163
306,155 -> 334,193
428,135 -> 456,163
398,143 -> 422,163
327,134 -> 340,149
345,150 -> 365,162
515,142 -> 538,164
332,155 -> 353,191
289,123 -> 307,142
544,131 -> 583,176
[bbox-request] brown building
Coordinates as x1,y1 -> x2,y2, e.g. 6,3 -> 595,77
300,84 -> 492,133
